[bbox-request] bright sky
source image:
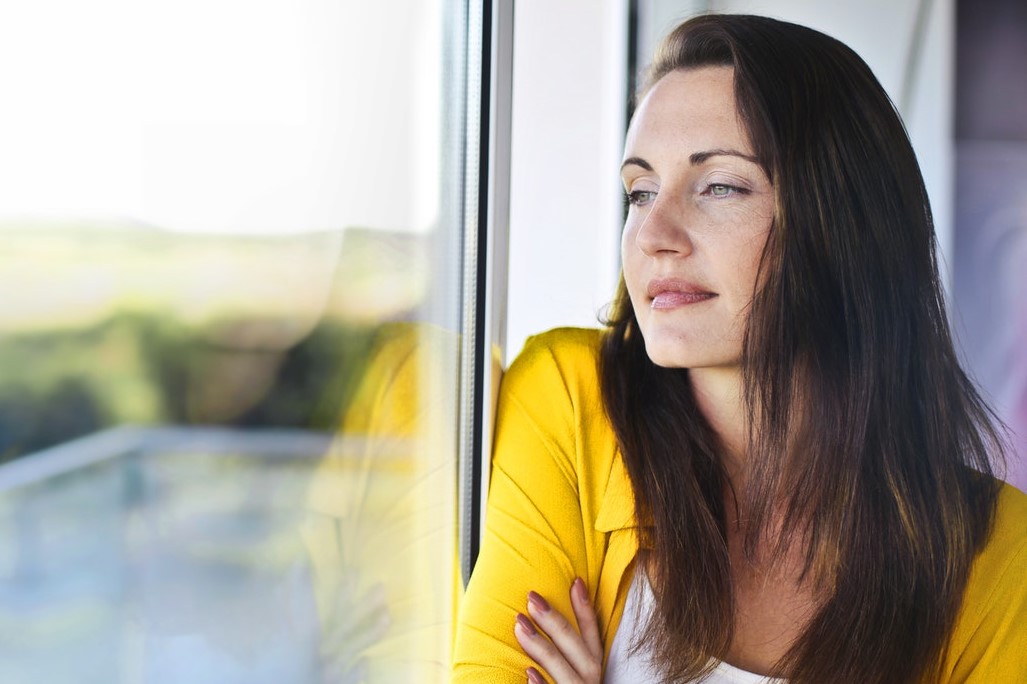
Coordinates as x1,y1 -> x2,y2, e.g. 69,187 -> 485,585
0,0 -> 442,235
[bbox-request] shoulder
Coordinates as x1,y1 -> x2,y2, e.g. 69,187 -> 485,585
944,482 -> 1027,677
991,482 -> 1027,543
493,327 -> 614,476
964,482 -> 1027,595
509,327 -> 604,371
501,327 -> 605,401
978,483 -> 1027,578
945,482 -> 1027,678
974,483 -> 1027,574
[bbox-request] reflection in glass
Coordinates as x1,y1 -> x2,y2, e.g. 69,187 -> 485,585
0,1 -> 466,681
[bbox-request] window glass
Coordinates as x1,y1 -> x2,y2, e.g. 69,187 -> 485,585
0,1 -> 468,681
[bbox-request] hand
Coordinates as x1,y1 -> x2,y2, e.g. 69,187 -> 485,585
513,578 -> 603,684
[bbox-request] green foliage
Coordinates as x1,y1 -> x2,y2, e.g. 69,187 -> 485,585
0,312 -> 379,464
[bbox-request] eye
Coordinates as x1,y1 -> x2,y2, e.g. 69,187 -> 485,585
702,183 -> 749,198
624,189 -> 657,207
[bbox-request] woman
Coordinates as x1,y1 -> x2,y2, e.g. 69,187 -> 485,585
453,14 -> 1027,683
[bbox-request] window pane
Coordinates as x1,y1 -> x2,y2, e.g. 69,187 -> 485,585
0,1 -> 469,681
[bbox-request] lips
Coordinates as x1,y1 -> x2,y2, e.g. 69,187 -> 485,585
646,278 -> 716,310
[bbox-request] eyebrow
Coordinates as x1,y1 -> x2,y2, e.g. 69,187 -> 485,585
689,148 -> 758,165
620,148 -> 758,172
620,156 -> 653,172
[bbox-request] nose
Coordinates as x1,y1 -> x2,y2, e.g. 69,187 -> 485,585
632,195 -> 695,258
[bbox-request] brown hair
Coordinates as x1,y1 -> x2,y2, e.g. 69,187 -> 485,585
600,14 -> 1005,683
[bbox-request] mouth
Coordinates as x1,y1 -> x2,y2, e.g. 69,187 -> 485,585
646,278 -> 716,310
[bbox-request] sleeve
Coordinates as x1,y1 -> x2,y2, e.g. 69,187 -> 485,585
947,540 -> 1027,682
452,333 -> 591,682
302,323 -> 461,681
944,485 -> 1027,682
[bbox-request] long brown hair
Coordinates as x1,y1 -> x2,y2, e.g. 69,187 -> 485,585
600,14 -> 1005,683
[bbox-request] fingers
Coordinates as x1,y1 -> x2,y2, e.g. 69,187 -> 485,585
514,607 -> 583,683
570,578 -> 603,663
513,579 -> 602,683
529,588 -> 601,680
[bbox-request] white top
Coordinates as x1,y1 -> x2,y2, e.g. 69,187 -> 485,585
603,569 -> 787,684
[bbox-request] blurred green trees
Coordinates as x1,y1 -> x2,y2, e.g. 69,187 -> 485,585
0,313 -> 379,462
0,223 -> 429,464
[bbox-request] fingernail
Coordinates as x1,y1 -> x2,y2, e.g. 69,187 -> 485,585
527,590 -> 551,613
526,666 -> 545,684
573,577 -> 589,604
516,613 -> 537,636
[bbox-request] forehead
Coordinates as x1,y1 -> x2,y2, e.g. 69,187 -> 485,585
624,66 -> 747,157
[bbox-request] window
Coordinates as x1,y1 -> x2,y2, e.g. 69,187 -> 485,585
0,1 -> 497,680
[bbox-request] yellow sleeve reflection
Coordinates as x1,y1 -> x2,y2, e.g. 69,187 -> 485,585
302,322 -> 459,683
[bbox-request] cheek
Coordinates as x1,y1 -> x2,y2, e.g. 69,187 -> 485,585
620,232 -> 645,303
723,230 -> 770,302
620,220 -> 636,262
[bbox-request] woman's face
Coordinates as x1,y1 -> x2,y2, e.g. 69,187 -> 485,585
621,66 -> 775,370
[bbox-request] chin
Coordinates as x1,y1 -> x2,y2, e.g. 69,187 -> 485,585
641,331 -> 739,370
642,337 -> 694,369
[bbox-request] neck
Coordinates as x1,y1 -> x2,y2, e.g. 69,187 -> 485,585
689,366 -> 749,487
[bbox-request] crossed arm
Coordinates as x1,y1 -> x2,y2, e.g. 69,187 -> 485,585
514,578 -> 602,683
451,330 -> 624,683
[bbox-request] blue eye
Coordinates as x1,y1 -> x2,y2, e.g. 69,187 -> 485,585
703,183 -> 748,198
624,190 -> 657,207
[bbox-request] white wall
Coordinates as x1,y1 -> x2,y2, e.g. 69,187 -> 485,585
504,0 -> 628,362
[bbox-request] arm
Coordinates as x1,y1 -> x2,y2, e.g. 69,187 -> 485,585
452,334 -> 596,682
516,579 -> 603,684
944,485 -> 1027,682
947,545 -> 1027,681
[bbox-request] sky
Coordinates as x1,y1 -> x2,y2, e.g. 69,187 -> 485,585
0,0 -> 443,236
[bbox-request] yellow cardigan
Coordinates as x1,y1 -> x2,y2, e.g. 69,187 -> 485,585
453,327 -> 1027,682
